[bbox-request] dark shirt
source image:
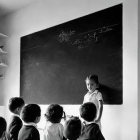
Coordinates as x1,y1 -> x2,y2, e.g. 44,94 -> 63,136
18,125 -> 40,140
7,115 -> 22,140
78,123 -> 105,140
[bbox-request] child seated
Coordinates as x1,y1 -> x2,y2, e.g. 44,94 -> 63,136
7,97 -> 25,140
63,116 -> 82,140
0,116 -> 7,140
78,102 -> 105,140
18,104 -> 41,140
43,104 -> 65,140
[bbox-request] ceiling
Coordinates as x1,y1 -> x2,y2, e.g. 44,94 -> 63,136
0,0 -> 37,17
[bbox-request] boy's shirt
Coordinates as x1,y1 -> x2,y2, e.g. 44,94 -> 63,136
43,121 -> 64,140
78,123 -> 105,140
18,123 -> 40,140
83,90 -> 103,110
7,114 -> 22,140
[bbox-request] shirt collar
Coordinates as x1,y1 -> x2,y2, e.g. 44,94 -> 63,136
93,89 -> 98,93
88,89 -> 98,94
23,122 -> 37,128
12,113 -> 20,118
84,121 -> 95,125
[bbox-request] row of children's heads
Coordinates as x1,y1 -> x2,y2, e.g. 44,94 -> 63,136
0,115 -> 81,140
8,97 -> 41,124
8,98 -> 64,124
1,106 -> 94,140
44,102 -> 97,123
8,97 -> 97,124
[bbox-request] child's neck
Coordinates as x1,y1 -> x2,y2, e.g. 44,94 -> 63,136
89,89 -> 97,93
84,120 -> 95,125
13,112 -> 20,116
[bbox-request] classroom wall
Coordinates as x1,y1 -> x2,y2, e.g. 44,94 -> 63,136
138,0 -> 140,139
0,0 -> 138,140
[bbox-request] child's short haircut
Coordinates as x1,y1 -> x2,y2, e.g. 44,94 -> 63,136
21,104 -> 41,123
45,104 -> 63,123
85,74 -> 99,85
0,116 -> 7,138
8,97 -> 25,113
63,117 -> 81,140
80,102 -> 97,122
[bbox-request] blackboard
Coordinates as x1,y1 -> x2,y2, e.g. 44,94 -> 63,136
20,4 -> 122,104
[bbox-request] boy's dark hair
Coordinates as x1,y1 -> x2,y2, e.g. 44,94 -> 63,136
0,116 -> 7,138
45,104 -> 63,123
80,102 -> 97,122
21,104 -> 41,123
63,116 -> 81,140
86,74 -> 99,85
8,97 -> 25,113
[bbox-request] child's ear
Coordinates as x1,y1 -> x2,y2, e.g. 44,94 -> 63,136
14,108 -> 20,115
17,105 -> 24,115
35,116 -> 41,123
17,107 -> 22,114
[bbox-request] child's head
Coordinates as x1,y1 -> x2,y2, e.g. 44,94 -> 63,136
63,116 -> 82,140
8,97 -> 25,115
0,116 -> 7,139
80,102 -> 97,122
85,74 -> 99,92
20,104 -> 41,124
45,104 -> 64,123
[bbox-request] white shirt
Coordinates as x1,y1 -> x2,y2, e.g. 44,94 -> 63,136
83,89 -> 103,110
43,122 -> 64,140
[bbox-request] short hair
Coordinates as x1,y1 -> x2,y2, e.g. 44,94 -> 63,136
63,117 -> 81,140
45,104 -> 63,123
80,102 -> 97,122
21,104 -> 41,123
8,97 -> 25,113
0,117 -> 7,138
85,74 -> 99,85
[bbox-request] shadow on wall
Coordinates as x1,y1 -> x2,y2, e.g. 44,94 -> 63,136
100,84 -> 122,104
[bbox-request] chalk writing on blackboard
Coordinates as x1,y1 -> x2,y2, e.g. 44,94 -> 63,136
58,30 -> 75,42
57,24 -> 118,50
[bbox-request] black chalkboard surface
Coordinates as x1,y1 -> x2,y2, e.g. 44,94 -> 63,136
20,4 -> 122,104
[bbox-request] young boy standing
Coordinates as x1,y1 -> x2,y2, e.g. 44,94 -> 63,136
78,102 -> 105,140
18,104 -> 41,140
7,97 -> 25,140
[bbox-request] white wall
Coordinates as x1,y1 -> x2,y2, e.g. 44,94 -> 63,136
138,0 -> 140,139
0,0 -> 138,140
